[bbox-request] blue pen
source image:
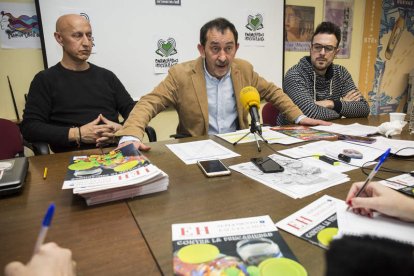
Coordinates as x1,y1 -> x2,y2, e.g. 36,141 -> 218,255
347,148 -> 391,212
33,203 -> 55,254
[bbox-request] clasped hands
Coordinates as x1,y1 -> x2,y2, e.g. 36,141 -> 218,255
80,114 -> 122,147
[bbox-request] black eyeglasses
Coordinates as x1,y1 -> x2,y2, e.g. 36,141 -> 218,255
311,43 -> 337,53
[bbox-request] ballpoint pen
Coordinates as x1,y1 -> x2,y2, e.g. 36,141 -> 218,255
33,203 -> 55,254
347,148 -> 391,210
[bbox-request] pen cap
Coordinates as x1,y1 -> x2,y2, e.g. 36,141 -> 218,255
42,203 -> 55,227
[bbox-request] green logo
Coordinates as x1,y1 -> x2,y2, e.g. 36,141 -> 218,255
156,38 -> 177,57
246,14 -> 264,31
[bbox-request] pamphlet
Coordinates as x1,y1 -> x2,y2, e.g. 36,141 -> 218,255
62,143 -> 168,205
271,126 -> 338,141
172,215 -> 306,275
276,195 -> 341,249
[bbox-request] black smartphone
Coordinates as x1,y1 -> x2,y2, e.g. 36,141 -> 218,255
197,160 -> 231,177
251,157 -> 284,173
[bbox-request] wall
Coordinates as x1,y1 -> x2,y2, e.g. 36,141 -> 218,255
0,0 -> 367,142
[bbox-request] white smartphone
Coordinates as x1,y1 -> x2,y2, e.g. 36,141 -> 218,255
197,160 -> 231,177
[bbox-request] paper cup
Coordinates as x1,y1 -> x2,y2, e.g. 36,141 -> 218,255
389,112 -> 406,122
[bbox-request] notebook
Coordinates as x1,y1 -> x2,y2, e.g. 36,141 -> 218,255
0,157 -> 29,196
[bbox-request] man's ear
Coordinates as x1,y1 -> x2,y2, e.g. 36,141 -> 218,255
54,32 -> 63,46
197,44 -> 205,58
334,47 -> 340,58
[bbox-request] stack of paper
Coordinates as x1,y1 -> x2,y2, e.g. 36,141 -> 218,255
230,154 -> 349,198
62,144 -> 168,205
311,123 -> 379,136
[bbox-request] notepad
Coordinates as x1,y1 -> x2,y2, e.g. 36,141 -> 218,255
0,157 -> 29,196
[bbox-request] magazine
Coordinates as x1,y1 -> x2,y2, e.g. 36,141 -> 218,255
172,215 -> 306,275
62,143 -> 168,205
276,195 -> 341,249
270,126 -> 338,141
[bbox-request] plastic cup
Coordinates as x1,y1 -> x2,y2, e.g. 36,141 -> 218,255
389,112 -> 406,122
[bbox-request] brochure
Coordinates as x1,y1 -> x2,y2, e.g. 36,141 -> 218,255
271,126 -> 338,141
172,215 -> 306,276
62,143 -> 168,205
276,195 -> 341,249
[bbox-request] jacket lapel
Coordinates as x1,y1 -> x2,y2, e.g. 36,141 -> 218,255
231,61 -> 246,129
191,57 -> 209,133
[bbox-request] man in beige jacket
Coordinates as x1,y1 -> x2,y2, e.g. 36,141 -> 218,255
116,18 -> 329,150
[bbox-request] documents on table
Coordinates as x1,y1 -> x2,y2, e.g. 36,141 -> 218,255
278,140 -> 384,172
229,154 -> 349,198
276,195 -> 341,249
166,139 -> 240,165
351,136 -> 414,156
336,202 -> 414,245
277,195 -> 414,250
311,123 -> 379,136
215,126 -> 303,145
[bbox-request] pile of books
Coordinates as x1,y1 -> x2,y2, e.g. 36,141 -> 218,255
62,143 -> 168,205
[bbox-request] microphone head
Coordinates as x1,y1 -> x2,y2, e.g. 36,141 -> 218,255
240,86 -> 260,110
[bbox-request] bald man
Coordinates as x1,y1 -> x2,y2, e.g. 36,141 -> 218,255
21,14 -> 135,152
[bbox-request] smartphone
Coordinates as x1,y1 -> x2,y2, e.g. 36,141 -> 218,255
197,160 -> 231,177
251,157 -> 284,173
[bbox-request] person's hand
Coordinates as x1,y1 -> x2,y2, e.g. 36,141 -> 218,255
4,242 -> 76,276
117,140 -> 151,152
346,181 -> 414,222
315,100 -> 334,109
298,117 -> 332,126
79,116 -> 102,144
95,114 -> 122,147
342,89 -> 361,102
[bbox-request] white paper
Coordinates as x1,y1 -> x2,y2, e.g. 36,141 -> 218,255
355,136 -> 414,156
311,123 -> 379,136
230,154 -> 349,198
379,173 -> 414,190
336,203 -> 414,245
215,127 -> 303,145
279,140 -> 384,171
166,139 -> 240,165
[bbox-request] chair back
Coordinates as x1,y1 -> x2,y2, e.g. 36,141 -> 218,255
0,118 -> 24,160
261,102 -> 280,126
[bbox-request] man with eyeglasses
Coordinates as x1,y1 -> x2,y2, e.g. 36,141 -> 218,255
278,21 -> 369,124
21,14 -> 135,153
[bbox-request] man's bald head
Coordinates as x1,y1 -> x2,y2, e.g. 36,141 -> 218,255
55,14 -> 90,33
54,14 -> 93,70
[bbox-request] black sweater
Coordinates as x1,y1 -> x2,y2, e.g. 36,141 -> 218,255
21,62 -> 135,152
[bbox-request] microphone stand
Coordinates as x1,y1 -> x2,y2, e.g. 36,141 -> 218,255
233,117 -> 268,152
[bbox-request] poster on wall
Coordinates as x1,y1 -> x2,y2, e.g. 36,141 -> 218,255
359,0 -> 414,114
323,0 -> 354,58
242,12 -> 266,47
153,35 -> 180,74
284,5 -> 314,52
0,2 -> 40,49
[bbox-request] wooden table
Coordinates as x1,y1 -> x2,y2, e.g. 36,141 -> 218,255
1,115 -> 412,275
0,150 -> 160,276
128,115 -> 414,276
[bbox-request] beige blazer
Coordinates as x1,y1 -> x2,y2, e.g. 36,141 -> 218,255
116,57 -> 303,140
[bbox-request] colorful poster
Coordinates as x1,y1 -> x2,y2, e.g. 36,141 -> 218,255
359,0 -> 414,114
284,5 -> 314,52
0,2 -> 40,49
323,0 -> 354,58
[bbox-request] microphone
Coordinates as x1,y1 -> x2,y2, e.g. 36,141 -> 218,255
240,86 -> 262,134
